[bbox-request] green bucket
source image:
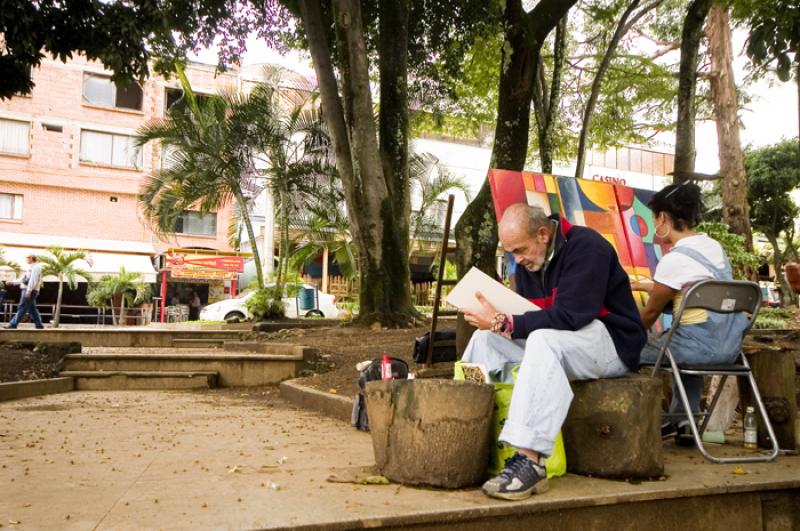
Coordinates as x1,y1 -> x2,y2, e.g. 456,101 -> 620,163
455,361 -> 566,478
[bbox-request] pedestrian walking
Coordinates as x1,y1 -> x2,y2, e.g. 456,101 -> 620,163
5,254 -> 45,329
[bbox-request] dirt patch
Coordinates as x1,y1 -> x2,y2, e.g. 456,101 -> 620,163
0,343 -> 72,383
262,319 -> 800,402
256,324 -> 447,396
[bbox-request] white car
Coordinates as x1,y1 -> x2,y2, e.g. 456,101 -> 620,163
199,283 -> 340,322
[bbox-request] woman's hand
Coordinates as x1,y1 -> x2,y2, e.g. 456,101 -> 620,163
630,277 -> 654,293
461,292 -> 498,330
640,281 -> 678,329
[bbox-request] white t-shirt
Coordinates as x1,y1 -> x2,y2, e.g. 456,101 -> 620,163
653,233 -> 726,290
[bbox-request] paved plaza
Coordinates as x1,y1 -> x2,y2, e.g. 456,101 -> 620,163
2,389 -> 799,530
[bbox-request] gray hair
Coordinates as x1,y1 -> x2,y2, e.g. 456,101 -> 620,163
500,203 -> 550,236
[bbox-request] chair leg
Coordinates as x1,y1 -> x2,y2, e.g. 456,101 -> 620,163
743,367 -> 780,462
668,353 -> 717,461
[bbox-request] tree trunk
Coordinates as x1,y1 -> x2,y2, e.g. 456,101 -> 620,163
707,4 -> 752,250
235,189 -> 264,288
674,0 -> 713,182
455,0 -> 578,352
53,279 -> 64,328
299,0 -> 415,325
767,233 -> 794,307
534,14 -> 568,174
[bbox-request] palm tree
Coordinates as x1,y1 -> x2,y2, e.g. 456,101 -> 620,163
408,152 -> 473,255
38,247 -> 91,328
289,177 -> 358,281
0,246 -> 21,277
254,69 -> 335,288
86,267 -> 151,325
136,66 -> 275,288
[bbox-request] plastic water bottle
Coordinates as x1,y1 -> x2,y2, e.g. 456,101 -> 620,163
381,354 -> 393,381
743,406 -> 757,449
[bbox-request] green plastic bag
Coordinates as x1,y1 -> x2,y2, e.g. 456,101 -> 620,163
455,361 -> 566,478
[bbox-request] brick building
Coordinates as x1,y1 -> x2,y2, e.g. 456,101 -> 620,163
0,57 -> 251,322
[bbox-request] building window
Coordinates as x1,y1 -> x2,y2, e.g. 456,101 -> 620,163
0,193 -> 23,220
164,88 -> 210,114
175,211 -> 217,236
83,74 -> 143,111
0,119 -> 30,155
161,144 -> 179,170
80,130 -> 142,169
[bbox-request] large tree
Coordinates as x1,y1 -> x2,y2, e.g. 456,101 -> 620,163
673,0 -> 713,181
744,139 -> 800,306
290,0 -> 498,325
706,4 -> 752,249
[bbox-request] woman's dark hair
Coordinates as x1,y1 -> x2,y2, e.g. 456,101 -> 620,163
647,183 -> 702,230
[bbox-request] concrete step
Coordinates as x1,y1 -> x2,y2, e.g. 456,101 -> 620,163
62,354 -> 304,386
223,341 -> 310,358
59,370 -> 219,390
172,338 -> 226,348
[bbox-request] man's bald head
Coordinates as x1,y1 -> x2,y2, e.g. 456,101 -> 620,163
499,203 -> 553,272
499,203 -> 551,238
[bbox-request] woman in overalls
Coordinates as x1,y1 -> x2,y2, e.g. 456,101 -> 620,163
632,183 -> 748,445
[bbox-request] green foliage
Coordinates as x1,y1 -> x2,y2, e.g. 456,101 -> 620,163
38,248 -> 91,290
731,0 -> 800,82
0,0 -> 291,99
697,222 -> 760,278
136,66 -> 275,288
245,286 -> 286,321
0,247 -> 22,279
38,247 -> 92,327
753,307 -> 793,329
745,139 -> 800,241
86,267 -> 152,322
409,152 -> 473,251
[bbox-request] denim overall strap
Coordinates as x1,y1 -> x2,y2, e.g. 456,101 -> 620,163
668,245 -> 733,280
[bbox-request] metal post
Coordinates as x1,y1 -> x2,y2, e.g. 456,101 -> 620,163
159,270 -> 167,323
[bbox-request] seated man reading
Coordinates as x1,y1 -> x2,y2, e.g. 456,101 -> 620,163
462,203 -> 646,501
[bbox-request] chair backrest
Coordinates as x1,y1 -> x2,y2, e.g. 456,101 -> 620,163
674,279 -> 762,326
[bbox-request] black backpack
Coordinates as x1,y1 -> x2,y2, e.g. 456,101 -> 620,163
412,329 -> 457,364
351,357 -> 409,431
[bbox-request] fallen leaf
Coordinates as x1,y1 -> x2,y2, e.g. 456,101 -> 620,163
732,466 -> 747,475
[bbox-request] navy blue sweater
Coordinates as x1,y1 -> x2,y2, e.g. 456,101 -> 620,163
511,215 -> 646,371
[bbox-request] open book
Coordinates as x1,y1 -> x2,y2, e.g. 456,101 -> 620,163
446,267 -> 540,315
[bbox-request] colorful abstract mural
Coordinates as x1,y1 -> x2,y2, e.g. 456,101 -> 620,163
487,169 -> 671,329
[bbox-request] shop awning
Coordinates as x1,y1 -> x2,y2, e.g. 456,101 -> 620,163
0,233 -> 157,283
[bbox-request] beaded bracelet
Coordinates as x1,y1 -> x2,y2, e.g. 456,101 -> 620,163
491,312 -> 513,338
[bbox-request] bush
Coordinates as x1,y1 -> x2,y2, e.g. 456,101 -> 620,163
753,307 -> 793,329
697,222 -> 759,279
245,286 -> 287,320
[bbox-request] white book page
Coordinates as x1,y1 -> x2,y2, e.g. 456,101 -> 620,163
446,267 -> 540,315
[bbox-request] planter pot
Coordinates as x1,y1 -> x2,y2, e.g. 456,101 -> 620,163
785,263 -> 800,292
364,379 -> 494,488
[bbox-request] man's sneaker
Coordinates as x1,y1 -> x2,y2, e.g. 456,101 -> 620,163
481,453 -> 548,501
661,421 -> 677,440
675,421 -> 696,447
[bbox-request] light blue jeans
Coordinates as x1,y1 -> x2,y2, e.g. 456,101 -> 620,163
640,312 -> 748,414
462,320 -> 628,456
